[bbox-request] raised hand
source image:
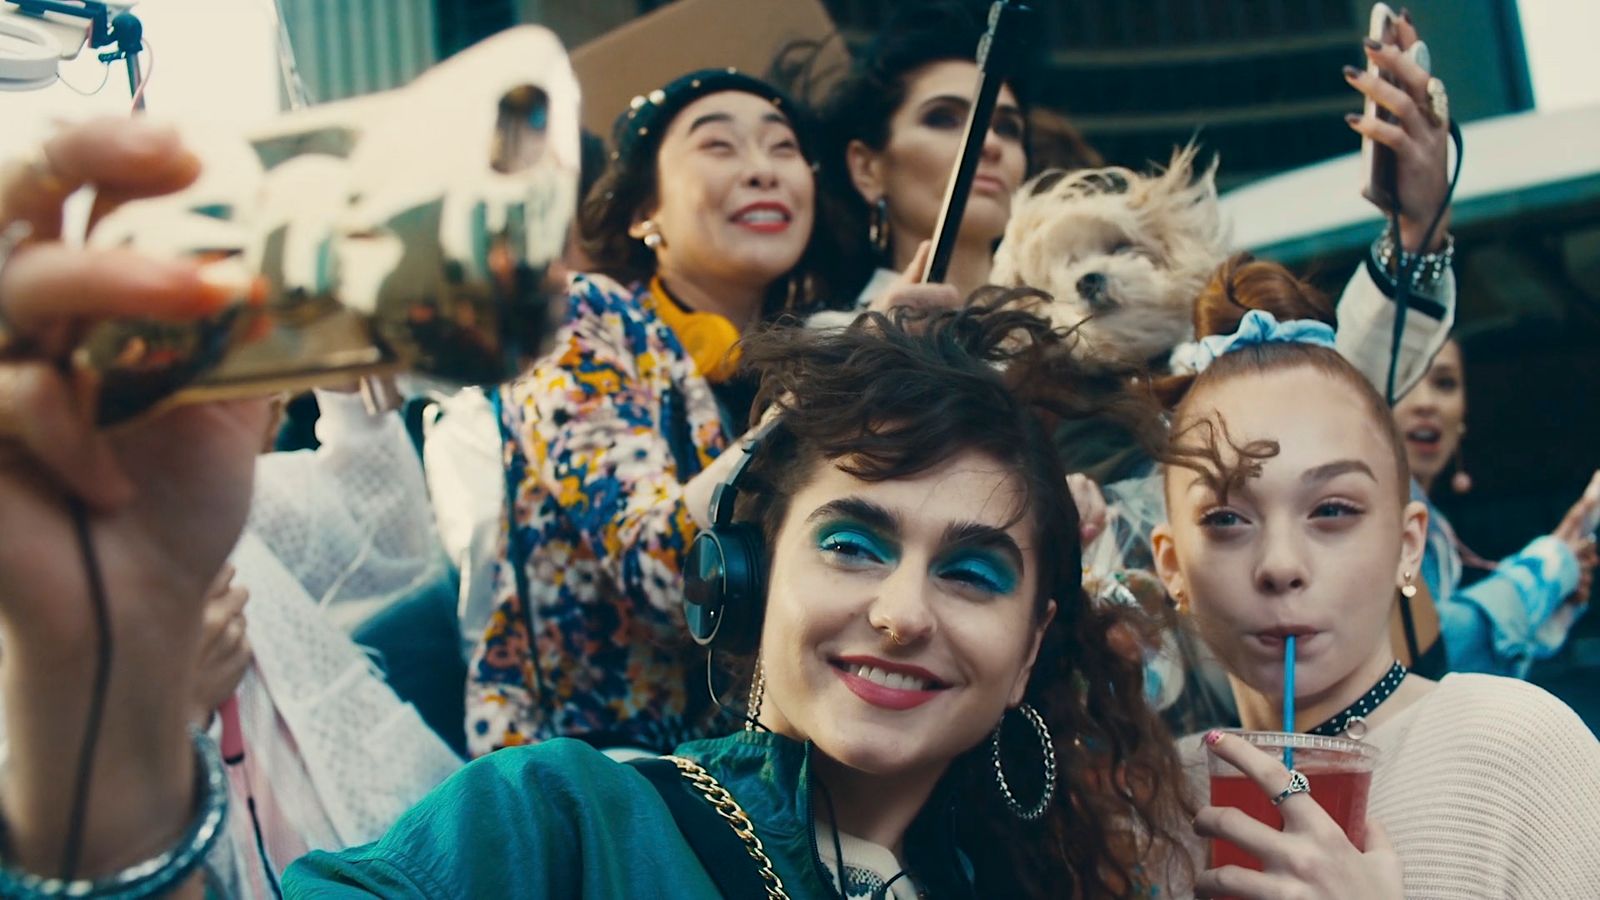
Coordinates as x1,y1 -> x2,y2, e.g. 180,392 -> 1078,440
1343,12 -> 1452,253
869,240 -> 964,316
0,118 -> 270,880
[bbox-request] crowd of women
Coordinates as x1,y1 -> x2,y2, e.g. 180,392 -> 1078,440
0,3 -> 1596,898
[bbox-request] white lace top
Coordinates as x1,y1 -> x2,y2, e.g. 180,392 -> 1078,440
815,821 -> 923,900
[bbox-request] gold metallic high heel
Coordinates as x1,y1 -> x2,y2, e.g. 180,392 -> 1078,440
79,26 -> 580,423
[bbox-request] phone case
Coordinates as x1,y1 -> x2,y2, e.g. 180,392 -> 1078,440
78,26 -> 581,423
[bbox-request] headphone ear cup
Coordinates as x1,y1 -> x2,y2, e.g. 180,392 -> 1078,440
682,523 -> 767,652
712,523 -> 767,655
684,531 -> 730,646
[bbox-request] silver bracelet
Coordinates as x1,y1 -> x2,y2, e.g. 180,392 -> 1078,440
1373,223 -> 1455,296
0,727 -> 229,899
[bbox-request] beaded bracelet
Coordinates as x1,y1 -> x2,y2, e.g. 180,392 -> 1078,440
1372,222 -> 1455,296
0,727 -> 229,899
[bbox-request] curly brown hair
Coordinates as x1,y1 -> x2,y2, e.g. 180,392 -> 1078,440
731,298 -> 1193,898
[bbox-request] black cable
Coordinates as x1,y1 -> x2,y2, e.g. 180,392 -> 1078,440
61,498 -> 114,881
1384,121 -> 1465,406
245,795 -> 285,899
1384,121 -> 1465,667
817,778 -> 848,898
873,868 -> 912,900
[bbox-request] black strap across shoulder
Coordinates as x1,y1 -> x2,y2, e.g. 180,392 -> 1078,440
627,757 -> 772,899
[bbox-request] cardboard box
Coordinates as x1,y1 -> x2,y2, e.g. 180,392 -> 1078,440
571,0 -> 849,140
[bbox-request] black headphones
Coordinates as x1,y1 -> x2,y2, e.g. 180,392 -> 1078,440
683,417 -> 782,653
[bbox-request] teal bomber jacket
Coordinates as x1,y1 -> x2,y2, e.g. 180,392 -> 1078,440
282,730 -> 978,898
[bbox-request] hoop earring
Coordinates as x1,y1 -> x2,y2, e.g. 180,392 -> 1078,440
744,663 -> 766,732
990,703 -> 1056,821
867,196 -> 891,258
1399,571 -> 1419,600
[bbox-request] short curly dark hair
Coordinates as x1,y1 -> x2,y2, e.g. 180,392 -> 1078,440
730,298 -> 1194,898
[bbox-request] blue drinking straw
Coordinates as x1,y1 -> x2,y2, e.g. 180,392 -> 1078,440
1283,635 -> 1297,768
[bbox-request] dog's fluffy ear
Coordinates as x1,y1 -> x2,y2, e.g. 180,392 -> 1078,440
1129,144 -> 1229,263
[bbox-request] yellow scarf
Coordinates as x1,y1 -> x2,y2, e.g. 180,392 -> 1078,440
648,277 -> 743,383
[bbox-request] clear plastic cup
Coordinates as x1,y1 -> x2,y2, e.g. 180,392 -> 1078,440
1207,731 -> 1382,876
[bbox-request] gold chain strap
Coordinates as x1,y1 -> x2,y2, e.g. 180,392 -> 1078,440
663,755 -> 791,900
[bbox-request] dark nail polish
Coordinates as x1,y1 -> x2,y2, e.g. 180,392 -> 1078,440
1364,37 -> 1383,51
1345,113 -> 1362,125
1343,65 -> 1362,80
1401,7 -> 1414,23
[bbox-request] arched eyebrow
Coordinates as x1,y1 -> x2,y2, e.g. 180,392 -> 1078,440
1302,459 -> 1377,485
687,110 -> 793,135
941,520 -> 1024,573
805,497 -> 899,534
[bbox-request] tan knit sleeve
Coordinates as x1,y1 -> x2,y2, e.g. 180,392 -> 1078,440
1374,674 -> 1600,899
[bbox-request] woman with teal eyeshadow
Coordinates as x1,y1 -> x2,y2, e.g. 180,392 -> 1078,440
0,275 -> 1195,894
279,302 -> 1197,896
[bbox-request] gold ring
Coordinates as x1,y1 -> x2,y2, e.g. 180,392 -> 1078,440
0,221 -> 36,358
1426,77 -> 1449,126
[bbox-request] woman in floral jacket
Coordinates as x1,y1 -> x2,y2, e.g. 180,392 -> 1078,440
466,69 -> 847,755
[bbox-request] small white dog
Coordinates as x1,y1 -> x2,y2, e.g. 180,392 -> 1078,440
991,145 -> 1228,371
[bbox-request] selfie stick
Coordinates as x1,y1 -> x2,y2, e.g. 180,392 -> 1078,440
920,0 -> 1031,283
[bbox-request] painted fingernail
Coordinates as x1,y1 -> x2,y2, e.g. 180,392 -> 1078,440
1344,113 -> 1362,125
1400,7 -> 1413,23
1203,729 -> 1224,747
1342,65 -> 1362,80
1363,37 -> 1383,51
195,259 -> 257,309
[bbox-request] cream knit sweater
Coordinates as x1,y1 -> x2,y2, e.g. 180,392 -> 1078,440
1177,674 -> 1600,898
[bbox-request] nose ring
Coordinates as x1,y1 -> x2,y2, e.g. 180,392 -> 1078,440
883,625 -> 910,646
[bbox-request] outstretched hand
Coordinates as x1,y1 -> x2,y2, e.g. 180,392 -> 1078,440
1343,11 -> 1452,252
0,118 -> 270,879
1553,470 -> 1600,606
1192,732 -> 1402,900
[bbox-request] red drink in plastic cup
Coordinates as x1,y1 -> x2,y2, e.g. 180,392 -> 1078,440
1207,732 -> 1380,893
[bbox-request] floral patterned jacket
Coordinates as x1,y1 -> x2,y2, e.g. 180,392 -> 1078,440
466,274 -> 730,756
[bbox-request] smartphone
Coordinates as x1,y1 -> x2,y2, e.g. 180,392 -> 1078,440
75,26 -> 580,424
1359,4 -> 1430,213
1360,4 -> 1403,211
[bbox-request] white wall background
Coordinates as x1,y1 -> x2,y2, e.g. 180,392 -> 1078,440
1521,0 -> 1600,111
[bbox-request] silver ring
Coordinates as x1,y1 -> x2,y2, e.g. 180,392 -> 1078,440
1426,77 -> 1449,126
0,220 -> 35,358
1271,769 -> 1312,806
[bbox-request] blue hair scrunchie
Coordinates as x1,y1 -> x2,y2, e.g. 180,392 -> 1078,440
1168,309 -> 1336,376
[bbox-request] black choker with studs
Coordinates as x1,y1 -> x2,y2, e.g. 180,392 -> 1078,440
1307,661 -> 1408,739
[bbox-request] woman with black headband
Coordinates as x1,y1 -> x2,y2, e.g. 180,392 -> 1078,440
465,69 -> 850,757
